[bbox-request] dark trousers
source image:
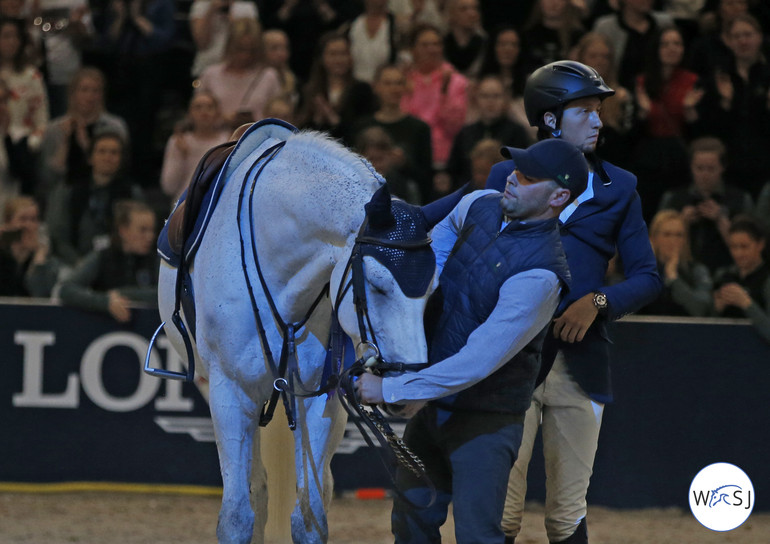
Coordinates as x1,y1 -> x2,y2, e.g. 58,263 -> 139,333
392,405 -> 523,544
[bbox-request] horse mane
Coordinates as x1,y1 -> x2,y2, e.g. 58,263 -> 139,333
286,130 -> 385,189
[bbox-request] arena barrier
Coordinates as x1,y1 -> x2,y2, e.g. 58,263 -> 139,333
2,301 -> 768,510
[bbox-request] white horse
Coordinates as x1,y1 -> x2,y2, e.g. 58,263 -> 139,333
156,122 -> 438,544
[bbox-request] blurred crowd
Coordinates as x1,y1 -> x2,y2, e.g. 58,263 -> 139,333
0,0 -> 770,334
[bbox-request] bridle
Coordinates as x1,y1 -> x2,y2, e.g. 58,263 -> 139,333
332,216 -> 434,375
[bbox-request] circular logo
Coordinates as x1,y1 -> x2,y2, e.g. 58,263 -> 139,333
689,462 -> 754,532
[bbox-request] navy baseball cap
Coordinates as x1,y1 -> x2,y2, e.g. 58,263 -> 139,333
501,139 -> 589,196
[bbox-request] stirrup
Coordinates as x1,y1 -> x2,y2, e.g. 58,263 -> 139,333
143,312 -> 196,381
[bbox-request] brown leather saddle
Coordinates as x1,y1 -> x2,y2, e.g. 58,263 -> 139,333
166,140 -> 237,258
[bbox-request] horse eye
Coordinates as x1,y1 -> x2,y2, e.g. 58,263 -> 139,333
369,283 -> 387,296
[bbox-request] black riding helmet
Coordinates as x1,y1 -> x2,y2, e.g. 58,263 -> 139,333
524,60 -> 615,129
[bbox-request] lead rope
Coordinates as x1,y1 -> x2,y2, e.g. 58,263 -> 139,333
336,357 -> 436,509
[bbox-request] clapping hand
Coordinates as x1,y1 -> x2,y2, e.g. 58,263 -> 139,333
663,253 -> 679,281
312,95 -> 340,126
716,283 -> 752,310
635,80 -> 652,117
683,86 -> 704,109
715,70 -> 733,107
696,198 -> 724,221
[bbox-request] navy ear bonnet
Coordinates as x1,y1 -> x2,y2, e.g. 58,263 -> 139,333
359,189 -> 435,298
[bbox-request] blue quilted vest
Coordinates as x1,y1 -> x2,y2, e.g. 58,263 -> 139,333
429,194 -> 570,414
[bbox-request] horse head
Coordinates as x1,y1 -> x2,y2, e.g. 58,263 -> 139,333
331,184 -> 438,368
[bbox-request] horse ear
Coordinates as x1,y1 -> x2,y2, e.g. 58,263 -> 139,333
365,184 -> 394,229
420,183 -> 469,230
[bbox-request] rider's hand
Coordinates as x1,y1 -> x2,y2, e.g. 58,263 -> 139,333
355,373 -> 384,404
552,292 -> 599,343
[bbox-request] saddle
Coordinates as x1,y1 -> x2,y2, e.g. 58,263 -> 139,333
165,141 -> 237,260
158,118 -> 299,268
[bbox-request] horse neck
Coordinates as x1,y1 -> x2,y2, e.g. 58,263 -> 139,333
259,217 -> 362,326
254,140 -> 377,323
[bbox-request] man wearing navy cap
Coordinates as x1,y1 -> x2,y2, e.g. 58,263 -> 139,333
356,138 -> 588,543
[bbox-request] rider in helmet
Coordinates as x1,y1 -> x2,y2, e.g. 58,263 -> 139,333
487,60 -> 662,544
522,60 -> 616,182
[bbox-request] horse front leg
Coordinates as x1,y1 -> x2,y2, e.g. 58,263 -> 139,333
291,395 -> 346,544
208,368 -> 260,544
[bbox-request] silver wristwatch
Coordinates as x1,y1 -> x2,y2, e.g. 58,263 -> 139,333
592,292 -> 609,314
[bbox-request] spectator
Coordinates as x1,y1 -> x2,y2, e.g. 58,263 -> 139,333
29,0 -> 93,118
632,25 -> 702,219
262,0 -> 361,83
160,91 -> 230,203
521,0 -> 585,70
467,137 -> 501,191
572,31 -> 636,169
262,28 -> 298,105
692,13 -> 770,197
477,0 -> 536,31
38,67 -> 129,199
712,215 -> 770,343
0,78 -> 34,205
46,130 -> 142,265
390,0 -> 445,41
689,0 -> 750,80
352,63 -> 433,202
189,0 -> 259,79
0,0 -> 27,19
639,208 -> 713,316
477,25 -> 532,139
593,0 -> 675,88
91,0 -> 175,181
347,0 -> 399,84
355,125 -> 420,203
443,0 -> 486,79
446,75 -> 530,189
297,32 -> 376,145
662,0 -> 705,46
753,180 -> 770,233
401,23 -> 468,193
659,136 -> 753,273
0,17 -> 49,153
0,0 -> 40,63
199,19 -> 283,132
59,199 -> 158,323
0,195 -> 59,297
